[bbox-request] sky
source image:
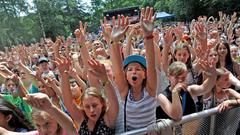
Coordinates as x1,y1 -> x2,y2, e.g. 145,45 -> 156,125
20,0 -> 91,16
26,0 -> 92,10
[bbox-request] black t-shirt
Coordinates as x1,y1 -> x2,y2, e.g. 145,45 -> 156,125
156,85 -> 196,119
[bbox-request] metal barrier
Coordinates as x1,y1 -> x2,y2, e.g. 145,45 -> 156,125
120,106 -> 240,135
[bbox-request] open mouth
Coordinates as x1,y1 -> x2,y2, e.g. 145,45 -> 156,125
132,76 -> 137,81
90,114 -> 97,118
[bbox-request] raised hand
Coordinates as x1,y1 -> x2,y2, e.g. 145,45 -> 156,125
94,47 -> 108,58
174,24 -> 184,40
45,77 -> 57,89
88,59 -> 108,82
194,22 -> 207,49
164,28 -> 174,46
74,21 -> 87,44
111,15 -> 129,42
65,37 -> 72,47
153,28 -> 160,43
32,67 -> 43,81
24,93 -> 53,112
68,67 -> 77,77
10,74 -> 20,84
140,7 -> 156,37
231,12 -> 237,23
54,57 -> 71,73
199,60 -> 217,77
101,17 -> 112,43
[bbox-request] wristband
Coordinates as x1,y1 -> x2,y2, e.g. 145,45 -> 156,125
145,34 -> 154,40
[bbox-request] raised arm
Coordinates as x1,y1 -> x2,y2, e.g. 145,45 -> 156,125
18,62 -> 38,86
88,59 -> 119,127
24,93 -> 77,135
162,28 -> 174,74
124,24 -> 140,57
68,67 -> 87,91
140,7 -> 157,96
110,15 -> 130,99
74,22 -> 99,88
12,74 -> 28,97
55,57 -> 84,126
52,38 -> 62,59
188,60 -> 217,98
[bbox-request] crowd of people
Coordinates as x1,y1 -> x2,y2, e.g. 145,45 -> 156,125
0,6 -> 240,135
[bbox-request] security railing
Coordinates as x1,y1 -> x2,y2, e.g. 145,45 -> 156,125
120,106 -> 240,135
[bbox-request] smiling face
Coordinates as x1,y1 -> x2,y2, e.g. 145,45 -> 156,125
174,48 -> 190,64
82,96 -> 103,122
217,43 -> 228,58
125,62 -> 146,87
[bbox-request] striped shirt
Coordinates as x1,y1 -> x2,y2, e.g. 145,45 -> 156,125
126,88 -> 157,131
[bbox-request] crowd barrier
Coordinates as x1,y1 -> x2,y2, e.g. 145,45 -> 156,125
120,106 -> 240,135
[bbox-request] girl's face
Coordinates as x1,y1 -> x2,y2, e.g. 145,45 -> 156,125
6,80 -> 16,93
83,96 -> 103,122
125,62 -> 146,87
235,27 -> 240,36
235,38 -> 240,46
33,117 -> 58,135
169,70 -> 188,88
217,44 -> 227,58
70,81 -> 81,99
231,47 -> 238,59
216,73 -> 231,89
175,48 -> 190,64
208,49 -> 219,65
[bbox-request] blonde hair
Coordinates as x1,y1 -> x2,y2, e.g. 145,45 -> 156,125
31,108 -> 62,134
31,108 -> 53,121
80,87 -> 108,113
168,61 -> 187,76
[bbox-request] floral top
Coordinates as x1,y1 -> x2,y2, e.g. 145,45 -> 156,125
78,115 -> 115,135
